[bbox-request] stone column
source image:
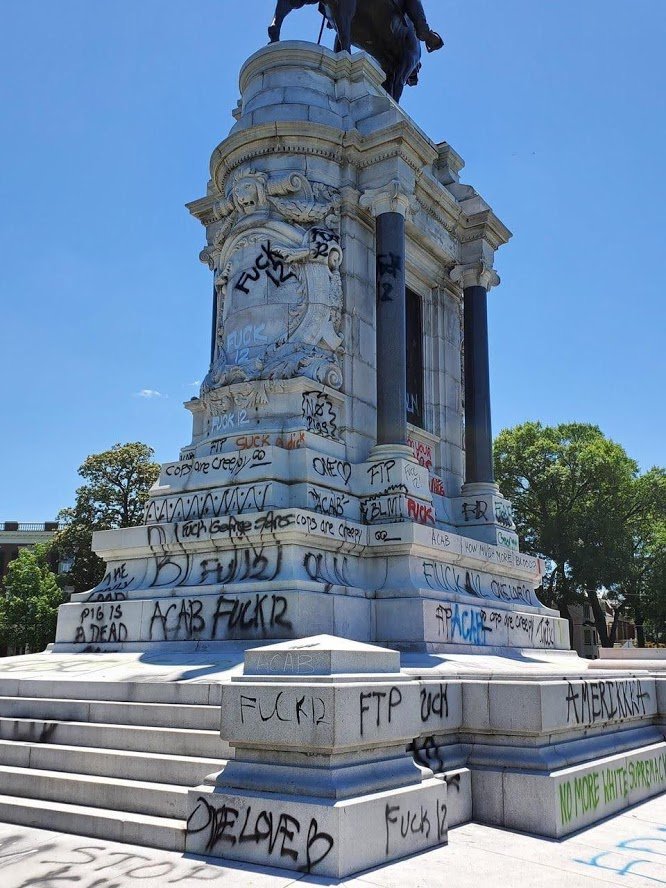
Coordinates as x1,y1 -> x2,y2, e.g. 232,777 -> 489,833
457,263 -> 500,491
360,183 -> 413,451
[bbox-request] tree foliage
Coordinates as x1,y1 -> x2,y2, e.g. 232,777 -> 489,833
0,545 -> 66,653
52,442 -> 160,595
494,422 -> 666,646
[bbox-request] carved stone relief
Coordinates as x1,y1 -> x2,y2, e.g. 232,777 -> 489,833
199,169 -> 344,409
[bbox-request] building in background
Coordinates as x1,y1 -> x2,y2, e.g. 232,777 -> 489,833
0,521 -> 63,657
569,599 -> 636,659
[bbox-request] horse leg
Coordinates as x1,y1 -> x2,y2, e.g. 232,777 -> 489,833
334,0 -> 356,52
269,0 -> 298,43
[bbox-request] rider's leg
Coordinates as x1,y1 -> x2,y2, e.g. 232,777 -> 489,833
403,0 -> 443,51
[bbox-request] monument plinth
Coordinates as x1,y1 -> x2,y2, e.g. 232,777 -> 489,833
53,43 -> 568,657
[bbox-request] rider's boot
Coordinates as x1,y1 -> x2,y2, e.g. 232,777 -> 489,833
424,29 -> 444,52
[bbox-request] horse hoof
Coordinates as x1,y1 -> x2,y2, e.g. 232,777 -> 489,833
268,26 -> 280,43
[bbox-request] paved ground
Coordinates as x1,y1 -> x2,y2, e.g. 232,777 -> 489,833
1,794 -> 664,888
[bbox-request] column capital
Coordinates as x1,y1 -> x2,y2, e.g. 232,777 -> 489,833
451,262 -> 500,292
360,180 -> 414,219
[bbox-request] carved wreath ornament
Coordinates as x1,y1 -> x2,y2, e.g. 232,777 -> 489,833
199,169 -> 344,408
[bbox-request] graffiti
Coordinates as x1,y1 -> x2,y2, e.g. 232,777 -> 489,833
367,459 -> 396,487
384,799 -> 447,855
575,824 -> 666,882
377,251 -> 402,302
461,500 -> 488,522
146,593 -> 292,641
211,411 -> 250,432
88,563 -> 133,600
187,796 -> 334,873
163,450 -> 272,485
564,679 -> 651,726
494,500 -> 514,528
234,241 -> 296,294
302,391 -> 339,439
435,603 -> 492,645
312,456 -> 352,485
423,561 -> 482,598
408,437 -> 433,470
430,476 -> 446,496
308,488 -> 349,518
146,484 -> 271,524
407,498 -> 434,525
420,683 -> 449,723
276,431 -> 306,450
430,530 -> 452,549
489,579 -> 534,606
361,486 -> 408,523
226,324 -> 268,366
74,604 -> 128,645
212,593 -> 292,637
239,691 -> 328,726
359,687 -> 403,736
235,434 -> 270,450
0,834 -> 236,885
303,551 -> 352,588
559,751 -> 666,828
199,545 -> 282,585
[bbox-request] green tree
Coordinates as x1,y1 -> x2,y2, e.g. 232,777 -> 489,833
494,422 -> 647,646
52,442 -> 160,595
611,469 -> 666,646
0,544 -> 66,653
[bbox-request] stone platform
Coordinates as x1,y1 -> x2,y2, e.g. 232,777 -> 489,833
0,641 -> 662,872
2,792 -> 666,888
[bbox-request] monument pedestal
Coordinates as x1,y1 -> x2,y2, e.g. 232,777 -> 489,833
0,40 -> 662,870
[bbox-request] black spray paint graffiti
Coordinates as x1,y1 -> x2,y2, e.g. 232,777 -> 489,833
164,450 -> 272,483
359,687 -> 403,736
384,799 -> 447,855
148,593 -> 293,642
145,484 -> 271,524
74,604 -> 128,645
235,241 -> 296,294
420,683 -> 449,723
303,552 -> 352,588
239,691 -> 329,726
565,679 -> 651,726
88,563 -> 133,601
361,485 -> 409,523
308,488 -> 349,518
377,252 -> 402,303
199,545 -> 282,585
187,796 -> 334,873
302,392 -> 339,439
312,456 -> 352,485
461,500 -> 488,522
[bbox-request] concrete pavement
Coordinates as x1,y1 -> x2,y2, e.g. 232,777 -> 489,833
0,793 -> 664,887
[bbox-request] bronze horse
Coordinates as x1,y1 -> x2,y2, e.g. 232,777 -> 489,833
268,0 -> 442,102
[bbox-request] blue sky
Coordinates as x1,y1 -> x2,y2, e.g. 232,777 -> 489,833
1,0 -> 664,522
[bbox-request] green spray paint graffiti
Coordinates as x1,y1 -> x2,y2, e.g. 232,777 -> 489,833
559,751 -> 666,827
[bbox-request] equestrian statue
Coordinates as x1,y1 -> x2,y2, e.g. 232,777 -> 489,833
268,0 -> 444,102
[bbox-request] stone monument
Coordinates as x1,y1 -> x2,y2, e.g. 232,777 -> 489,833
55,41 -> 567,659
0,23 -> 662,880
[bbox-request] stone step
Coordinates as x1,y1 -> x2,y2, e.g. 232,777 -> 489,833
0,764 -> 189,819
0,792 -> 185,851
0,717 -> 228,758
0,739 -> 225,786
0,696 -> 220,730
0,678 -> 222,706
